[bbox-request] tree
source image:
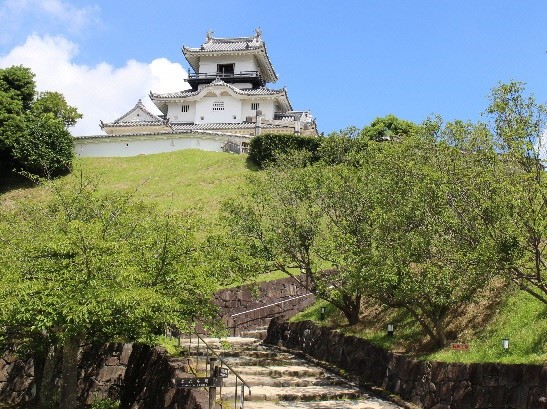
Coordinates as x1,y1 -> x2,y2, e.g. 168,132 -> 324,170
368,128 -> 500,346
484,81 -> 547,304
0,173 -> 218,408
10,113 -> 74,177
359,114 -> 418,142
32,91 -> 82,128
0,65 -> 36,110
0,66 -> 80,178
222,149 -> 382,325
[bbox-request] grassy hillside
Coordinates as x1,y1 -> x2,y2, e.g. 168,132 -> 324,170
1,150 -> 254,220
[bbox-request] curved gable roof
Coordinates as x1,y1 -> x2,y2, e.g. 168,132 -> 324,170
150,79 -> 292,114
100,100 -> 171,133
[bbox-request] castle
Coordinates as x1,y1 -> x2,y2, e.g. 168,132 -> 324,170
74,29 -> 317,157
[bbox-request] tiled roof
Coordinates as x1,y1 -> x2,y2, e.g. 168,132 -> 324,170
151,79 -> 286,99
171,122 -> 291,131
182,29 -> 278,83
101,121 -> 170,128
101,100 -> 167,129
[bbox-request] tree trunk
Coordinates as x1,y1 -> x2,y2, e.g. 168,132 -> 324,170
39,345 -> 60,408
434,318 -> 448,347
60,336 -> 80,409
341,303 -> 360,325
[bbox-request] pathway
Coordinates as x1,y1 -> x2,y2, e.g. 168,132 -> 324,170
180,336 -> 404,409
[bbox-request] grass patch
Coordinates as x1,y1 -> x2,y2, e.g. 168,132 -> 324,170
424,291 -> 547,364
1,150 -> 252,225
291,289 -> 546,364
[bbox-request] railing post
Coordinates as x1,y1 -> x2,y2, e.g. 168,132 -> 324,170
208,357 -> 217,409
240,384 -> 245,409
233,317 -> 237,337
234,377 -> 238,409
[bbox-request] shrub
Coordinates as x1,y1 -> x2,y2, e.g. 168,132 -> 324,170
248,133 -> 321,168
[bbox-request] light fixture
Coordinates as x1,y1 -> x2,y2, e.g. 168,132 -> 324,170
387,323 -> 394,337
502,338 -> 509,351
320,306 -> 326,321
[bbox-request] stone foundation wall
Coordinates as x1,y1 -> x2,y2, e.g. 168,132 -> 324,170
265,319 -> 547,409
215,276 -> 316,335
0,344 -> 212,409
0,352 -> 35,405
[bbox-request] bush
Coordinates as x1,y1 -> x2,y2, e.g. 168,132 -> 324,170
248,133 -> 321,168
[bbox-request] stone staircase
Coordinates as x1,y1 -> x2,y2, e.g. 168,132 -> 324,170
180,336 -> 403,409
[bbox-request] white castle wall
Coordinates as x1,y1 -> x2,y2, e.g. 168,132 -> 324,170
199,55 -> 258,75
74,134 -> 229,157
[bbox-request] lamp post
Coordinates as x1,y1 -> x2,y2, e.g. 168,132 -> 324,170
320,306 -> 326,321
387,323 -> 394,337
502,338 -> 509,352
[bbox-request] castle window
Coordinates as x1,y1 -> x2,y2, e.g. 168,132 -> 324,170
181,105 -> 189,113
251,102 -> 260,111
213,101 -> 224,111
217,63 -> 234,75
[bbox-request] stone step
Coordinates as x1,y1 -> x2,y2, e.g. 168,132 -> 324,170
222,374 -> 345,388
180,336 -> 404,409
244,399 -> 402,409
232,365 -> 325,378
240,328 -> 269,340
221,356 -> 304,367
233,384 -> 363,402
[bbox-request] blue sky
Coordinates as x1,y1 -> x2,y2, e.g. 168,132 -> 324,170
1,0 -> 546,136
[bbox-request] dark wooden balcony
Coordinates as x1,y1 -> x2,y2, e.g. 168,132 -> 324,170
186,71 -> 265,89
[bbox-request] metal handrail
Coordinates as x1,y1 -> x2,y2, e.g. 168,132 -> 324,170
193,331 -> 252,392
230,293 -> 314,318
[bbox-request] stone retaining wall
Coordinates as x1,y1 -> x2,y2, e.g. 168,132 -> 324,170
264,319 -> 547,409
0,277 -> 314,407
0,344 -> 212,408
215,276 -> 315,335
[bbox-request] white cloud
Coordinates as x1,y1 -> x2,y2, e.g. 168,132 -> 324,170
0,34 -> 190,136
0,0 -> 99,36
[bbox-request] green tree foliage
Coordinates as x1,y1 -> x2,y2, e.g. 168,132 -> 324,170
32,91 -> 82,128
0,65 -> 36,110
224,112 -> 512,347
483,81 -> 547,304
247,133 -> 321,168
10,114 -> 75,176
0,66 -> 81,178
369,127 -> 501,346
359,114 -> 419,141
0,173 -> 218,408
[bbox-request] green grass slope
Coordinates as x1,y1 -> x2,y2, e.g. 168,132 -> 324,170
292,290 -> 546,365
1,150 -> 254,219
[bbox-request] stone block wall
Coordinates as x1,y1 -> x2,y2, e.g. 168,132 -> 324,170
215,276 -> 316,335
265,319 -> 547,409
0,344 -> 212,408
0,352 -> 36,405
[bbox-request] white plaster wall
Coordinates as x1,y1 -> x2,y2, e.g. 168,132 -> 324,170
195,95 -> 242,124
241,99 -> 275,120
75,135 -> 225,157
167,102 -> 195,122
199,55 -> 258,74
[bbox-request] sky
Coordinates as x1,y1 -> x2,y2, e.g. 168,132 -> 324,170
0,0 -> 546,136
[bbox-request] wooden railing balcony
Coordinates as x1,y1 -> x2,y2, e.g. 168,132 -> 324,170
186,71 -> 265,88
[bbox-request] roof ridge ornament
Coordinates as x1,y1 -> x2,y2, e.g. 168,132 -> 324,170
206,30 -> 214,42
255,27 -> 262,39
